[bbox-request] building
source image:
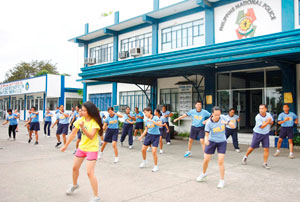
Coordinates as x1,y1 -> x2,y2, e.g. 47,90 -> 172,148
0,74 -> 83,121
70,0 -> 300,135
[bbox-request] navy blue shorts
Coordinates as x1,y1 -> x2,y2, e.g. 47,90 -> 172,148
56,123 -> 69,135
279,127 -> 294,140
77,130 -> 82,139
135,122 -> 144,130
190,126 -> 205,140
205,141 -> 227,154
104,128 -> 118,143
251,132 -> 270,148
30,122 -> 40,131
144,133 -> 160,147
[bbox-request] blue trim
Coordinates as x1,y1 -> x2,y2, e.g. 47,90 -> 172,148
85,23 -> 89,34
153,0 -> 159,11
282,0 -> 295,31
115,11 -> 119,24
8,96 -> 11,108
142,15 -> 158,24
24,94 -> 26,121
113,34 -> 118,62
205,7 -> 214,45
43,92 -> 46,117
83,83 -> 87,102
65,88 -> 82,93
112,82 -> 117,106
84,44 -> 88,68
86,81 -> 112,86
103,28 -> 117,35
59,75 -> 65,106
150,80 -> 157,111
152,22 -> 158,55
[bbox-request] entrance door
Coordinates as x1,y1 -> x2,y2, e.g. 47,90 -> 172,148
233,90 -> 263,132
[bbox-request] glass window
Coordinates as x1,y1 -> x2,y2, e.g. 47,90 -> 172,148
160,88 -> 179,111
90,43 -> 113,64
217,73 -> 230,90
231,71 -> 264,89
266,88 -> 283,117
66,98 -> 82,110
47,98 -> 58,110
120,32 -> 152,55
39,99 -> 44,111
266,70 -> 282,87
119,91 -> 150,111
161,19 -> 205,51
218,91 -> 230,112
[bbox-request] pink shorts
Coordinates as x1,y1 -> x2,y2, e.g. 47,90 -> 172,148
75,148 -> 98,161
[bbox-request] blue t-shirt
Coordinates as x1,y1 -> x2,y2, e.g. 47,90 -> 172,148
73,111 -> 80,121
146,116 -> 160,135
6,114 -> 18,125
158,116 -> 164,129
224,114 -> 239,129
30,112 -> 39,123
186,109 -> 211,127
204,115 -> 227,143
253,112 -> 274,135
123,112 -> 135,125
161,111 -> 171,123
135,111 -> 144,123
56,112 -> 69,124
44,112 -> 53,122
55,110 -> 59,114
278,112 -> 297,127
105,114 -> 119,129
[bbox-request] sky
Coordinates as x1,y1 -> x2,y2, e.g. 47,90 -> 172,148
0,0 -> 182,82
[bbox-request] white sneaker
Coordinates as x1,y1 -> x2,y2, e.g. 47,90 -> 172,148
139,160 -> 148,168
242,156 -> 247,165
129,145 -> 133,149
159,150 -> 163,154
47,136 -> 50,138
152,165 -> 159,172
289,153 -> 295,159
196,173 -> 207,182
98,152 -> 103,159
235,149 -> 240,153
66,184 -> 79,195
167,142 -> 171,145
89,196 -> 101,202
147,147 -> 151,152
113,157 -> 119,163
263,163 -> 271,170
44,134 -> 47,137
217,180 -> 225,189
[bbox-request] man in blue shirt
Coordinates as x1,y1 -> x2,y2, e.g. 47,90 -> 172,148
161,106 -> 173,145
133,107 -> 144,140
29,107 -> 40,145
120,107 -> 136,149
174,101 -> 211,157
242,104 -> 273,169
196,106 -> 235,189
44,107 -> 53,137
2,109 -> 19,140
52,105 -> 70,148
274,104 -> 298,159
224,108 -> 240,153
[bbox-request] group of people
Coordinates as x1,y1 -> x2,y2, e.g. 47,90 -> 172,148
1,100 -> 298,202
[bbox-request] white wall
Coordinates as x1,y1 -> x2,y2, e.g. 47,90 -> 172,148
158,12 -> 206,53
65,92 -> 82,99
295,0 -> 300,29
87,83 -> 113,100
215,0 -> 282,43
47,74 -> 61,97
65,76 -> 83,89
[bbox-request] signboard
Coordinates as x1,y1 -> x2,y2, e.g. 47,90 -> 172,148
0,76 -> 46,96
284,92 -> 293,104
178,85 -> 193,115
206,95 -> 213,105
215,0 -> 282,43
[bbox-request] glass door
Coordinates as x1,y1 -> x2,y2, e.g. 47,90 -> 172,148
233,90 -> 263,132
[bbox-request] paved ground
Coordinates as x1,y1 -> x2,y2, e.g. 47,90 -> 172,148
0,122 -> 300,202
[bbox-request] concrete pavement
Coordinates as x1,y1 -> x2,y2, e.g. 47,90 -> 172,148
0,122 -> 299,202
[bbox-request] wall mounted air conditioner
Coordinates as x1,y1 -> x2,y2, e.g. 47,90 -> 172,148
130,48 -> 142,57
119,51 -> 129,59
84,58 -> 96,65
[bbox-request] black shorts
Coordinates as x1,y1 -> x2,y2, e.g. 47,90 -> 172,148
56,124 -> 69,135
135,122 -> 144,130
30,122 -> 40,131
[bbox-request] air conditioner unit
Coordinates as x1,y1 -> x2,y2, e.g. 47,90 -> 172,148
130,48 -> 142,57
119,51 -> 129,59
84,58 -> 96,65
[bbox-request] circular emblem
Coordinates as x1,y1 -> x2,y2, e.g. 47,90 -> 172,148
25,82 -> 29,91
238,16 -> 254,36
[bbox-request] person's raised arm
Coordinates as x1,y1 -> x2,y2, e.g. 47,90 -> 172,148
174,114 -> 188,122
138,127 -> 148,141
51,119 -> 59,128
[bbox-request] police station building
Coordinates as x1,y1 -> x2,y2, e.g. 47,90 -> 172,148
70,0 -> 300,136
0,74 -> 83,121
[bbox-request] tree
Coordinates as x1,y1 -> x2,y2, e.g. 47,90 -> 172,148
3,60 -> 59,83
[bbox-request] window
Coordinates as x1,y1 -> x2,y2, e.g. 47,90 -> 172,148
119,91 -> 150,111
121,32 -> 152,55
161,19 -> 205,51
47,98 -> 59,110
90,43 -> 113,64
160,88 -> 179,112
39,99 -> 44,111
66,98 -> 82,110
